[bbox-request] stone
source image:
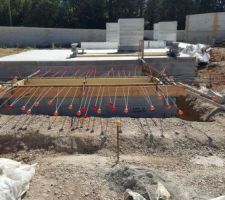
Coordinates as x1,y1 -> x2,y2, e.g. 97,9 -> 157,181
124,189 -> 146,200
155,182 -> 171,200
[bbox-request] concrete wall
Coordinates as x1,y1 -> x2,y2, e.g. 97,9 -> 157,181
0,57 -> 196,81
185,12 -> 225,44
186,12 -> 225,31
0,26 -> 106,47
1,16 -> 225,47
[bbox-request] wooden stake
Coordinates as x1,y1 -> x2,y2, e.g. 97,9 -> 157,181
116,120 -> 121,164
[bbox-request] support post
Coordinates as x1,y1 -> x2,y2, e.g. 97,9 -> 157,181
116,120 -> 121,164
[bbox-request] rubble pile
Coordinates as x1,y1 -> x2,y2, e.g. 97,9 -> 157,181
210,48 -> 225,62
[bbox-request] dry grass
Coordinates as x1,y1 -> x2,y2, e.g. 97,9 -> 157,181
0,48 -> 27,58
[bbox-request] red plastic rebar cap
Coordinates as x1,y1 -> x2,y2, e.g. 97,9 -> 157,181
178,109 -> 184,116
81,107 -> 87,113
34,102 -> 40,107
166,104 -> 171,110
27,109 -> 32,115
6,104 -> 13,111
76,110 -> 82,116
53,110 -> 59,116
47,100 -> 53,106
83,114 -> 89,119
124,107 -> 129,114
21,105 -> 26,112
68,104 -> 73,110
97,108 -> 102,114
150,105 -> 155,111
109,102 -> 113,107
158,95 -> 163,100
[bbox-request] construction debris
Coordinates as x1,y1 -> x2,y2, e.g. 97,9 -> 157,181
179,43 -> 210,64
209,48 -> 225,62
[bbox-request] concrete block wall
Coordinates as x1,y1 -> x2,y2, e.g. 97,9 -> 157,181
106,23 -> 119,43
118,18 -> 144,51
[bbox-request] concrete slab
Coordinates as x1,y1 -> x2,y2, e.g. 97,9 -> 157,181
0,49 -> 192,62
0,49 -> 196,82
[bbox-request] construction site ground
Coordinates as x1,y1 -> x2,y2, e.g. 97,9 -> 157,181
1,92 -> 225,200
0,49 -> 225,199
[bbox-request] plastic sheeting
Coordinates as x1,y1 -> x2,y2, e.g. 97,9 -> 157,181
179,43 -> 210,64
0,158 -> 36,200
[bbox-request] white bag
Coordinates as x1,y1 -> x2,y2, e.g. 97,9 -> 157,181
0,158 -> 36,200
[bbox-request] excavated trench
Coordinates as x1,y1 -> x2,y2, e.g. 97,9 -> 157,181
0,93 -> 220,155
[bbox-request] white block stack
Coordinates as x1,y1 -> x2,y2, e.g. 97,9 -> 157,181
106,23 -> 119,43
118,18 -> 144,51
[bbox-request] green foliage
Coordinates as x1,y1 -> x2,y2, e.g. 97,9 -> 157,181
0,0 -> 225,29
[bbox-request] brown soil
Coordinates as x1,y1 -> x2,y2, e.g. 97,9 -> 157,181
197,61 -> 225,93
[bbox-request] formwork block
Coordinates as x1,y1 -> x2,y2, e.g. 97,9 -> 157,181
153,23 -> 159,40
81,42 -> 118,49
154,21 -> 177,42
106,23 -> 119,43
118,18 -> 144,51
144,41 -> 166,49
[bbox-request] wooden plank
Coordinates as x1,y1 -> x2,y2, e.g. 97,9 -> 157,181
4,85 -> 186,98
25,77 -> 159,86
